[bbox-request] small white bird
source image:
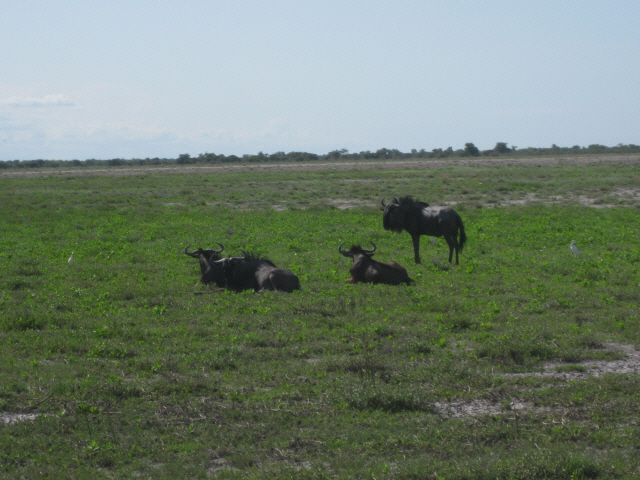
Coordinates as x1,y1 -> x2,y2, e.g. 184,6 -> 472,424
430,237 -> 438,245
570,241 -> 581,255
68,252 -> 74,264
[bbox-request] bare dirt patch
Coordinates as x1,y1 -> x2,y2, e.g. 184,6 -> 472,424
505,342 -> 640,381
208,458 -> 240,476
436,343 -> 640,418
0,413 -> 40,425
474,187 -> 640,208
435,399 -> 544,418
324,198 -> 372,209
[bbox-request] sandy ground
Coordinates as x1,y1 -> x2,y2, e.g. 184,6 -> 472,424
2,155 -> 639,178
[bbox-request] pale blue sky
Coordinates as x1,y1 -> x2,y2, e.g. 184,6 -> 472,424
1,1 -> 638,160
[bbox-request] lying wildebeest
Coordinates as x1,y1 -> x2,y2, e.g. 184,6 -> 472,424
184,243 -> 226,287
213,251 -> 301,293
381,196 -> 467,265
338,242 -> 412,285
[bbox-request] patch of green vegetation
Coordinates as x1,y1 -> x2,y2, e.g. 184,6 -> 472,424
0,158 -> 639,478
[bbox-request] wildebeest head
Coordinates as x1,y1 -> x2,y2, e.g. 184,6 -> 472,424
338,242 -> 377,258
381,196 -> 428,233
184,243 -> 226,287
184,243 -> 224,261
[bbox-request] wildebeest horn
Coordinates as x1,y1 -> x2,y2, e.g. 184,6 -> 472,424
363,242 -> 377,254
184,244 -> 197,257
211,242 -> 224,254
381,198 -> 387,208
338,242 -> 355,257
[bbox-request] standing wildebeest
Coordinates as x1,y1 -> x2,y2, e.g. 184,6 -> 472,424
338,242 -> 412,285
381,196 -> 467,265
213,251 -> 301,293
184,243 -> 226,287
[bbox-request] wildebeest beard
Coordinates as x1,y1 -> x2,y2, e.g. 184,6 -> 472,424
382,208 -> 405,233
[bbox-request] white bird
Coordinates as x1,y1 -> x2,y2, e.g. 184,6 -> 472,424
430,237 -> 438,245
570,241 -> 581,255
68,252 -> 74,264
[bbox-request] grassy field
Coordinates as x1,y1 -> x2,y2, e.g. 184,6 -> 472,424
1,156 -> 640,479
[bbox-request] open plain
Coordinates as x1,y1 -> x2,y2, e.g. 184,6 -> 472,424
1,155 -> 640,478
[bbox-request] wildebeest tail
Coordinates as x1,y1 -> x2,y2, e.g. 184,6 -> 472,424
458,217 -> 467,253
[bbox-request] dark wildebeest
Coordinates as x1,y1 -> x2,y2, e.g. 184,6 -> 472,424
184,243 -> 226,287
338,242 -> 412,285
381,196 -> 467,265
213,251 -> 301,293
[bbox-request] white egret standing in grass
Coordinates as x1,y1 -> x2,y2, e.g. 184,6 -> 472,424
68,252 -> 74,264
570,241 -> 581,255
430,237 -> 438,245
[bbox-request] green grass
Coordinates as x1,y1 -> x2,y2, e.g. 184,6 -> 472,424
1,158 -> 640,478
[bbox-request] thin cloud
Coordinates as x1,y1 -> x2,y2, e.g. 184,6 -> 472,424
1,94 -> 75,108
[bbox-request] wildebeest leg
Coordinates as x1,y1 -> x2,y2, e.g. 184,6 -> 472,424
453,231 -> 461,265
412,234 -> 421,264
446,234 -> 461,265
444,235 -> 456,264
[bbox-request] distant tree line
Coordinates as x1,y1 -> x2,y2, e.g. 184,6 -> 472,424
1,142 -> 639,170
